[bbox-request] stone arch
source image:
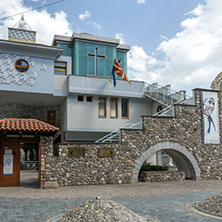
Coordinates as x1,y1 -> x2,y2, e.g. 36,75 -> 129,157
131,142 -> 201,183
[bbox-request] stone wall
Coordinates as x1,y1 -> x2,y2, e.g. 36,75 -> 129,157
40,136 -> 55,188
41,89 -> 222,187
0,103 -> 61,127
140,171 -> 185,183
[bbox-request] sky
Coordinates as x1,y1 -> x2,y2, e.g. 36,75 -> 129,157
0,0 -> 221,95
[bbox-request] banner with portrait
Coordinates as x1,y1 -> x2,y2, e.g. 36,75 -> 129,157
202,91 -> 220,144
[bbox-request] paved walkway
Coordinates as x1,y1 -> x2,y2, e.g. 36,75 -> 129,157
0,173 -> 222,222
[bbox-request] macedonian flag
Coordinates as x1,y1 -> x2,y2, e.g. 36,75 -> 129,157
113,59 -> 131,85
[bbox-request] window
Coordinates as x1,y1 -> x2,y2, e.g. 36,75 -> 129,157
15,59 -> 29,72
157,105 -> 163,113
98,97 -> 106,118
78,95 -> 84,102
122,98 -> 129,118
110,98 -> 118,118
54,61 -> 67,75
87,96 -> 93,102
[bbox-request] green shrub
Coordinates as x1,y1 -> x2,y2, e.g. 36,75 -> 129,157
140,162 -> 165,171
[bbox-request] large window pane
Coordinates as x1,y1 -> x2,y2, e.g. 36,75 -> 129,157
98,97 -> 106,118
110,98 -> 118,118
54,61 -> 67,75
122,99 -> 129,118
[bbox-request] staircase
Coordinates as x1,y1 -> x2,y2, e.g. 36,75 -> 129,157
144,83 -> 186,106
95,122 -> 141,143
95,83 -> 192,144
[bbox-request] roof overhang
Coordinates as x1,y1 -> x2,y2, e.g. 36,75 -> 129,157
53,33 -> 130,51
0,39 -> 63,59
0,118 -> 59,135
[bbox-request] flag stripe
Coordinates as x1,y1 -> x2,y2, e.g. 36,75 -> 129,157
113,59 -> 131,85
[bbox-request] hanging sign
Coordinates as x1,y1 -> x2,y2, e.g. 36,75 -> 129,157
202,91 -> 220,144
3,150 -> 13,175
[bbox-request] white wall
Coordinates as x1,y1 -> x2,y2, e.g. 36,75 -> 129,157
0,53 -> 54,94
67,94 -> 152,132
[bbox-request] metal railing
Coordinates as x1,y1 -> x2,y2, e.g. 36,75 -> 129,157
95,122 -> 141,143
144,82 -> 186,106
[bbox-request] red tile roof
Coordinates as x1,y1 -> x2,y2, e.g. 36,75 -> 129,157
0,118 -> 59,134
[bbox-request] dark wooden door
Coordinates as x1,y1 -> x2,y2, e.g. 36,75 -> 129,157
0,141 -> 20,187
48,110 -> 56,126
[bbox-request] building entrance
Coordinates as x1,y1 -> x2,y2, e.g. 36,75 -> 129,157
0,141 -> 20,187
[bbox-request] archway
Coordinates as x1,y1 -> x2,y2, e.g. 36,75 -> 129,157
131,142 -> 201,183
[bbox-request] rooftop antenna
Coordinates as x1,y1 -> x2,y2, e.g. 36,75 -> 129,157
0,0 -> 65,21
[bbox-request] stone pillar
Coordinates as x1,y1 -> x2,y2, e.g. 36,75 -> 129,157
40,135 -> 58,189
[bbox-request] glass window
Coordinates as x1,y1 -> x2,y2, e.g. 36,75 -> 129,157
110,98 -> 118,118
54,61 -> 67,75
98,97 -> 106,118
122,98 -> 129,118
78,95 -> 84,102
87,96 -> 93,102
157,105 -> 163,113
15,59 -> 29,72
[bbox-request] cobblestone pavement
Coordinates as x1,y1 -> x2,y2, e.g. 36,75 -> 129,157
0,176 -> 222,222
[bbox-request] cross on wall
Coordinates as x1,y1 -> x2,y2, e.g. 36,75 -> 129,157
88,47 -> 106,76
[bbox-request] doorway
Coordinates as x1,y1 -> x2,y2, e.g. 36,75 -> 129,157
0,141 -> 20,187
0,139 -> 40,188
20,143 -> 39,187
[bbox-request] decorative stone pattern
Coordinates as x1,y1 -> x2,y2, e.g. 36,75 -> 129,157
41,89 -> 222,187
0,103 -> 61,128
58,197 -> 148,222
195,192 -> 222,218
0,54 -> 48,86
140,171 -> 185,183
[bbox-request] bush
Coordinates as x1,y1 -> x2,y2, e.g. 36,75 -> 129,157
140,162 -> 165,171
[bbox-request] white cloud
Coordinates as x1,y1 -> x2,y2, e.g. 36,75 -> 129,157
115,33 -> 125,44
90,22 -> 102,31
137,0 -> 147,4
78,10 -> 102,31
79,10 -> 91,21
0,0 -> 73,45
128,46 -> 160,82
159,35 -> 168,41
128,0 -> 222,93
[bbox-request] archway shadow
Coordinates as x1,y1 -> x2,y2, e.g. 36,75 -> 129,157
132,142 -> 201,183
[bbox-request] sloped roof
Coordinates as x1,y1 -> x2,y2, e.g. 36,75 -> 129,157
12,15 -> 33,31
0,118 -> 59,134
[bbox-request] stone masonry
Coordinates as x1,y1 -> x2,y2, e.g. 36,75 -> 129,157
140,171 -> 185,183
41,89 -> 222,188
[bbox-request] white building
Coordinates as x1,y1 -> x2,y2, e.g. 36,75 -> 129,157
0,16 -> 188,167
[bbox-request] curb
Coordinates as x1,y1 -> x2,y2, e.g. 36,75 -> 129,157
185,202 -> 222,220
45,214 -> 64,222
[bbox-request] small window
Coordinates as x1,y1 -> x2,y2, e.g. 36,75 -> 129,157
15,59 -> 29,72
87,96 -> 93,102
98,97 -> 106,118
110,98 -> 118,118
157,105 -> 163,113
122,98 -> 129,118
54,61 -> 67,75
78,95 -> 84,102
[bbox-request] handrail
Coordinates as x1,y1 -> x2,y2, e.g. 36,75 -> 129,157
95,122 -> 141,143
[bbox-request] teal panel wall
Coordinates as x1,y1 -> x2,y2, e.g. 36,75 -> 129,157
56,43 -> 72,56
56,40 -> 129,78
73,41 -> 116,77
117,51 -> 127,74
